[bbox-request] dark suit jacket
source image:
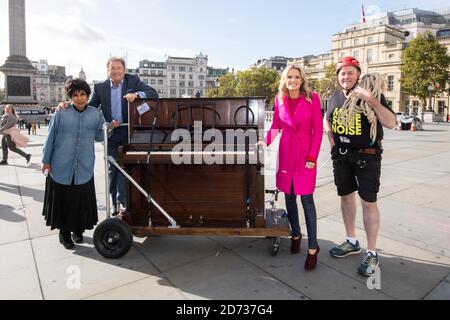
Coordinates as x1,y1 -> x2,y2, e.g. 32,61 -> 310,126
89,74 -> 158,145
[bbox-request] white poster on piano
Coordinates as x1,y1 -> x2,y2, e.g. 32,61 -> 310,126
137,102 -> 151,115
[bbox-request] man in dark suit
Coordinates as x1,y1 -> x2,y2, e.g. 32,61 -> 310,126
90,57 -> 158,215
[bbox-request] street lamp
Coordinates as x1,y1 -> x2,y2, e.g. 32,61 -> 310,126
427,84 -> 435,112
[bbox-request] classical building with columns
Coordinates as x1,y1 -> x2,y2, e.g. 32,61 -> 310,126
279,8 -> 450,120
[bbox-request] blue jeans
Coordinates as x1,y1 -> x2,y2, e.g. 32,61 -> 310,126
108,142 -> 126,207
285,183 -> 318,249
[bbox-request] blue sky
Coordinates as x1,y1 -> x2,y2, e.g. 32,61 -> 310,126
1,0 -> 449,85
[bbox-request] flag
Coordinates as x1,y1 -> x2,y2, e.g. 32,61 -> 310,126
361,4 -> 366,23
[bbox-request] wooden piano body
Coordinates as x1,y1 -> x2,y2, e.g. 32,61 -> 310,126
93,97 -> 290,259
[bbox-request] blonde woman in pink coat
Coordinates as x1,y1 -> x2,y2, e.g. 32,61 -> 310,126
265,64 -> 323,270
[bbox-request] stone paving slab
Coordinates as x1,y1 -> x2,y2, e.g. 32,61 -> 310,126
1,124 -> 449,300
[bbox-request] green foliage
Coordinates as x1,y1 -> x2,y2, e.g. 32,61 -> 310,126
313,63 -> 338,100
206,67 -> 280,105
400,32 -> 450,102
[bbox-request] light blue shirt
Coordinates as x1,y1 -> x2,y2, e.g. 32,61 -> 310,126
110,79 -> 124,123
42,105 -> 106,185
110,79 -> 147,123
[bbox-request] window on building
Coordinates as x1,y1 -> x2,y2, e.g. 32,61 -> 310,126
179,74 -> 185,80
339,52 -> 346,58
367,36 -> 373,43
367,48 -> 373,62
170,88 -> 177,96
189,67 -> 193,72
158,70 -> 163,76
341,41 -> 346,48
158,89 -> 164,94
158,80 -> 163,85
200,68 -> 204,73
171,66 -> 175,71
199,81 -> 204,87
151,79 -> 156,84
388,53 -> 395,59
189,74 -> 193,80
188,81 -> 194,87
180,81 -> 185,87
352,50 -> 359,59
198,75 -> 205,80
170,80 -> 176,86
387,75 -> 394,91
353,39 -> 359,46
180,89 -> 186,96
171,74 -> 175,79
143,70 -> 148,75
188,89 -> 194,97
151,63 -> 156,68
179,66 -> 186,72
151,70 -> 156,75
144,63 -> 148,68
438,101 -> 445,115
143,79 -> 149,84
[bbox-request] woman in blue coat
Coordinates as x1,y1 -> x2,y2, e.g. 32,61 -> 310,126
42,79 -> 110,249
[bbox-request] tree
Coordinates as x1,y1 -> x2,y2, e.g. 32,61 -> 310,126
206,72 -> 237,98
401,32 -> 450,111
206,67 -> 280,106
314,63 -> 338,100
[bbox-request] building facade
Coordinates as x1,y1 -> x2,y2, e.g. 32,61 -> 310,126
251,56 -> 290,72
31,59 -> 72,106
166,52 -> 208,98
331,8 -> 450,117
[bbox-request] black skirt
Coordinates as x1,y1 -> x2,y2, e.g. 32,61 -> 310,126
42,176 -> 98,233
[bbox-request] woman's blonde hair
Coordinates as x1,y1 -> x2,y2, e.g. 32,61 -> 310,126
5,104 -> 16,116
278,64 -> 312,104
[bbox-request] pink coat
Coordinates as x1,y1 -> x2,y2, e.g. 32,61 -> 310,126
3,127 -> 29,148
266,93 -> 323,195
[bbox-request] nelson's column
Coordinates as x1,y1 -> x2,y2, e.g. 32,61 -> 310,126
0,0 -> 37,108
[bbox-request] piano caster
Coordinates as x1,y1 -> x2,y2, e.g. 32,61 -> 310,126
93,219 -> 133,259
268,237 -> 281,257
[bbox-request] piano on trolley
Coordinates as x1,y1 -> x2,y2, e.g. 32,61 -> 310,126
93,97 -> 290,259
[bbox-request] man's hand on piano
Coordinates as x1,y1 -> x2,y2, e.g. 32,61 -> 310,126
55,101 -> 69,112
124,92 -> 139,103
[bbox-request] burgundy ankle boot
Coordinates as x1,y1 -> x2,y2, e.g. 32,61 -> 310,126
290,235 -> 302,254
304,246 -> 320,270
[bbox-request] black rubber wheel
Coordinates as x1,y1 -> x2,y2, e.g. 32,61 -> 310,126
94,219 -> 133,259
268,237 -> 281,256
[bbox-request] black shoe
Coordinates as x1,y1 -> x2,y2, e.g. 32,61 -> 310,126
111,205 -> 119,217
59,230 -> 75,249
118,203 -> 127,213
72,232 -> 84,244
25,154 -> 31,163
0,160 -> 7,165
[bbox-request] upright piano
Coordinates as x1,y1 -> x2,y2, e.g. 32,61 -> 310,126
115,97 -> 290,238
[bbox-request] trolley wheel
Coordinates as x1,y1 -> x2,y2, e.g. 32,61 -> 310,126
268,237 -> 281,256
94,219 -> 133,259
